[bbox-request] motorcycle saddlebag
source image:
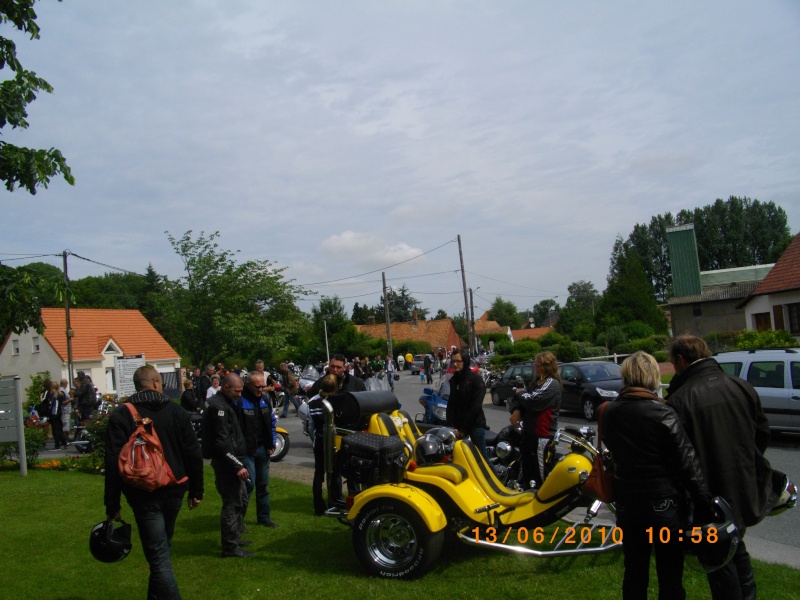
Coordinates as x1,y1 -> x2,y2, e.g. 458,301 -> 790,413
338,432 -> 407,487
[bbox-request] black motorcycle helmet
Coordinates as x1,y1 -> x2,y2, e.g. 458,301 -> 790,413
425,427 -> 457,454
685,497 -> 740,573
414,434 -> 445,466
90,519 -> 133,563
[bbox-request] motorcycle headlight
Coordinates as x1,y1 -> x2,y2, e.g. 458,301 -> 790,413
434,407 -> 447,420
596,387 -> 619,398
495,441 -> 511,459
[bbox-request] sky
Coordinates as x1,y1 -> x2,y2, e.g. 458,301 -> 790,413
2,0 -> 799,322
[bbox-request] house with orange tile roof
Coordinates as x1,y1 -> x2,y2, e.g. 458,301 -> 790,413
0,308 -> 180,394
737,232 -> 800,341
356,317 -> 465,353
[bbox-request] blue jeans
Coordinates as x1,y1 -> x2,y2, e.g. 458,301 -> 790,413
468,427 -> 489,460
281,393 -> 301,418
129,493 -> 183,600
242,445 -> 272,524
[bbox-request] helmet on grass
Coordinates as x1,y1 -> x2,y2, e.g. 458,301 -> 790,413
90,519 -> 132,563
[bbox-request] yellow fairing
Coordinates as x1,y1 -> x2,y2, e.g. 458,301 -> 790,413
348,484 -> 448,532
537,452 -> 592,502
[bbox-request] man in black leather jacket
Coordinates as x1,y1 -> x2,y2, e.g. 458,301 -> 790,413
203,373 -> 252,558
667,335 -> 776,600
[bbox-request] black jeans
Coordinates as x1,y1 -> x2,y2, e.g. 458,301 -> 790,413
129,493 -> 183,599
520,424 -> 541,489
707,532 -> 755,600
616,496 -> 688,600
211,460 -> 245,554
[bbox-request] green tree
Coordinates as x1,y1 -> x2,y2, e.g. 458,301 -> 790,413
625,197 -> 790,301
555,281 -> 599,340
0,1 -> 74,193
595,238 -> 668,335
160,230 -> 306,366
531,299 -> 559,327
0,262 -> 67,334
372,284 -> 428,322
351,302 -> 374,325
434,309 -> 448,320
487,297 -> 523,329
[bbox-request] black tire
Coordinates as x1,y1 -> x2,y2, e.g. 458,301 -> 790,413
271,432 -> 290,462
582,397 -> 597,421
353,499 -> 443,579
490,390 -> 503,406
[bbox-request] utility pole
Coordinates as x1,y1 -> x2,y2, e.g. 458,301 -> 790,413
62,251 -> 75,384
382,272 -> 393,361
469,287 -> 476,355
457,235 -> 474,354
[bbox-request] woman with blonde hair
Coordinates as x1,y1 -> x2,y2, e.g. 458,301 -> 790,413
603,351 -> 713,599
508,350 -> 561,488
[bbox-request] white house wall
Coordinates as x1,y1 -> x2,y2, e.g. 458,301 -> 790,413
0,328 -> 63,388
744,291 -> 800,342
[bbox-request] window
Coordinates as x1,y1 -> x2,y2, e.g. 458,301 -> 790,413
752,312 -> 771,331
31,336 -> 40,353
717,362 -> 742,377
788,303 -> 800,335
746,361 -> 785,389
11,339 -> 19,355
692,303 -> 702,317
792,362 -> 800,390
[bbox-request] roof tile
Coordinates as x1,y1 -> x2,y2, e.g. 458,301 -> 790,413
751,233 -> 800,296
41,308 -> 179,362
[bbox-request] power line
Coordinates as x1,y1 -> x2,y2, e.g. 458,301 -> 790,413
67,252 -> 145,277
299,238 -> 456,287
466,270 -> 563,296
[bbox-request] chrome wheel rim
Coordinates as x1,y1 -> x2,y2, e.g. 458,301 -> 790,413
365,513 -> 418,568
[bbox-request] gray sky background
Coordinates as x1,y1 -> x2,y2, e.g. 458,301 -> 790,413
2,0 -> 799,320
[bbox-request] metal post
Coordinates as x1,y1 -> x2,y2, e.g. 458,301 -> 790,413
323,317 -> 330,364
382,272 -> 394,360
15,377 -> 27,477
63,251 -> 74,383
457,235 -> 474,353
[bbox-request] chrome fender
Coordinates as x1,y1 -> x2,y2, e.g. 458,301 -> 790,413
348,484 -> 448,533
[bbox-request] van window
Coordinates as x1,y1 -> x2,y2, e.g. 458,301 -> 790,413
717,362 -> 741,377
792,362 -> 800,390
746,361 -> 785,389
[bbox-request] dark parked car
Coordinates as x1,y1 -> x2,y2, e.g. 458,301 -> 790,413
490,361 -> 536,406
558,361 -> 623,421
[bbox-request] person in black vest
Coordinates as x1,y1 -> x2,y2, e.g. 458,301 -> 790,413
196,364 -> 214,406
74,371 -> 96,422
104,366 -> 203,597
203,373 -> 251,557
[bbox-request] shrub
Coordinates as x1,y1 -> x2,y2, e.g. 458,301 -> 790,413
572,324 -> 596,342
575,343 -> 609,359
536,331 -> 565,348
653,351 -> 669,363
25,372 -> 52,412
702,331 -> 741,354
622,321 -> 655,340
393,339 -> 433,357
735,329 -> 799,350
554,339 -> 580,363
0,423 -> 49,469
493,338 -> 514,355
596,326 -> 628,352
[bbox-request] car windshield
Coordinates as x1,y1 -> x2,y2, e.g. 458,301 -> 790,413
581,362 -> 622,382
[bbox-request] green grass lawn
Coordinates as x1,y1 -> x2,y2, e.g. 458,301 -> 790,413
1,467 -> 798,599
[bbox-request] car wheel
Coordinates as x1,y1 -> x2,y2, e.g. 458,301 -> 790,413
270,432 -> 290,462
353,499 -> 443,579
582,397 -> 597,421
491,391 -> 503,406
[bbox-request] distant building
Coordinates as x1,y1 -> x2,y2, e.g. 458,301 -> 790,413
356,317 -> 464,353
0,308 -> 180,394
737,232 -> 800,342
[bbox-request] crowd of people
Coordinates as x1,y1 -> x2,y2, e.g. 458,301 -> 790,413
94,334 -> 781,599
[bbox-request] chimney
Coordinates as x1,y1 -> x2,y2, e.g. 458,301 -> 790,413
368,316 -> 376,326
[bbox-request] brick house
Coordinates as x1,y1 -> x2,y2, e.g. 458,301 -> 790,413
0,308 -> 180,394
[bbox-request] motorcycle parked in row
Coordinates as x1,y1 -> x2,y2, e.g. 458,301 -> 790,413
188,406 -> 290,462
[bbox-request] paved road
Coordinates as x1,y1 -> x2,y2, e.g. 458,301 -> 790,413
50,371 -> 800,568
